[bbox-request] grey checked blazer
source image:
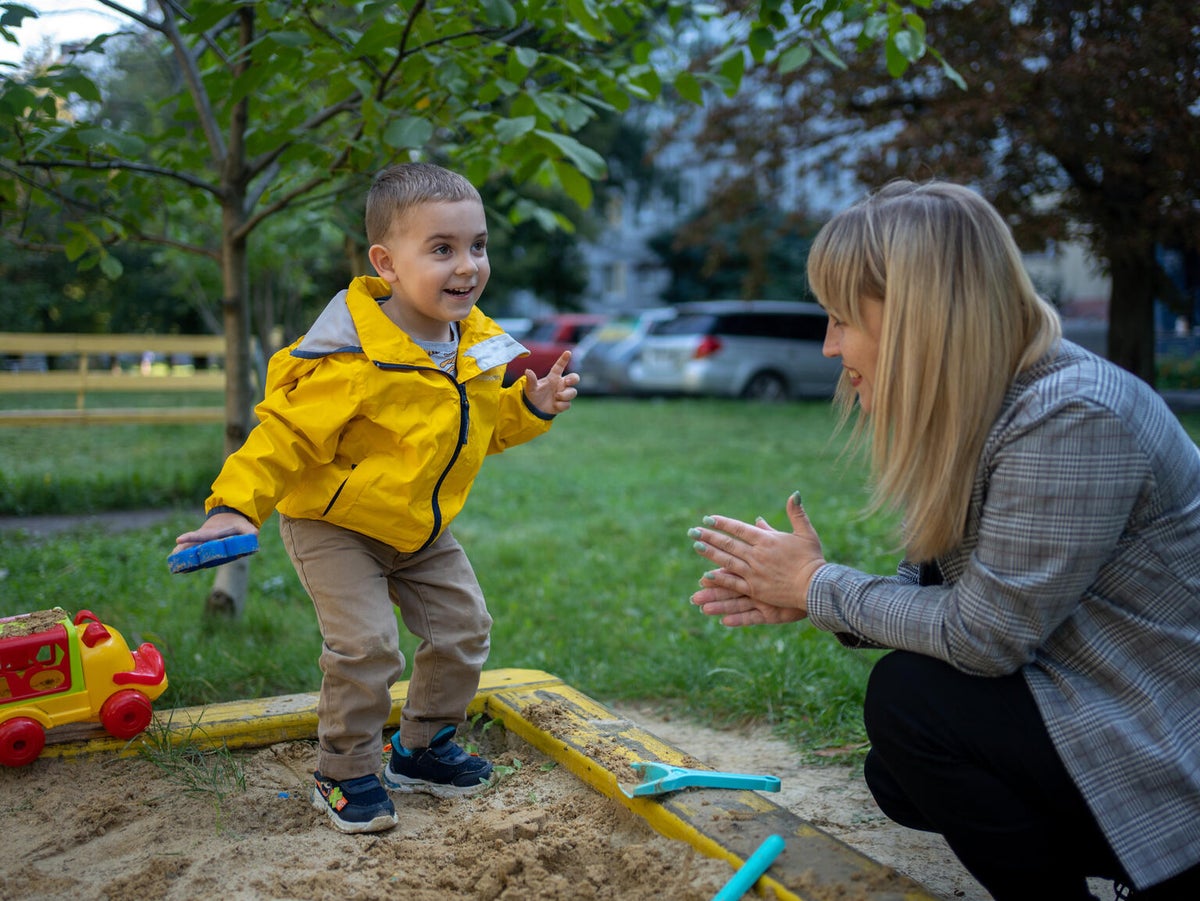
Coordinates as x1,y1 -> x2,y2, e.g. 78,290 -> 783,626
808,340 -> 1200,887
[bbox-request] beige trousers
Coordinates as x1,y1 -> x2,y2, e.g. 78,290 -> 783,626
279,515 -> 492,781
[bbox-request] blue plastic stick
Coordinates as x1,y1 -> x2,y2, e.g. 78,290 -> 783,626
711,834 -> 786,901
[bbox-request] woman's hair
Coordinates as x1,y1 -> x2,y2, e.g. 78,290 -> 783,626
807,180 -> 1061,562
365,162 -> 482,246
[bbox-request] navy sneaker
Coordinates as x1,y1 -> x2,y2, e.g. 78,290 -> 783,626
311,771 -> 398,834
383,726 -> 493,798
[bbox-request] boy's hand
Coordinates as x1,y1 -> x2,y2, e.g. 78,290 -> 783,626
524,350 -> 580,414
173,512 -> 258,554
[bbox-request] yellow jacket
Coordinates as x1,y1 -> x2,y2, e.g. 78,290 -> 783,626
205,276 -> 552,552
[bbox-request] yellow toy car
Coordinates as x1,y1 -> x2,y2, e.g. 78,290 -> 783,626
0,607 -> 168,766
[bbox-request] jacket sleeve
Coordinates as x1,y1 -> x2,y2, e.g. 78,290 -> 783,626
485,376 -> 555,455
807,398 -> 1148,676
205,353 -> 362,525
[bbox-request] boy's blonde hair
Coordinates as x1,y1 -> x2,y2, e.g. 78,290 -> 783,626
365,162 -> 483,245
807,180 -> 1061,562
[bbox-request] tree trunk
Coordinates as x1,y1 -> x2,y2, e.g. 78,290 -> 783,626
204,202 -> 254,618
1106,254 -> 1158,387
205,6 -> 256,619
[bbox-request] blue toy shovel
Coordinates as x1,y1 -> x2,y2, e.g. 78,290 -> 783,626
711,834 -> 786,901
618,760 -> 782,798
167,533 -> 259,574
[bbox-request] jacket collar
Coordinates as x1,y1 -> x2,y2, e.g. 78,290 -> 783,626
292,276 -> 528,376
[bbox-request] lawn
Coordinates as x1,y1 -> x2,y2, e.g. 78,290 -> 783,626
2,397 -> 1198,757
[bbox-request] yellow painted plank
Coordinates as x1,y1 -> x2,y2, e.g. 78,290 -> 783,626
37,668 -> 558,759
0,332 -> 226,355
472,672 -> 937,901
0,407 -> 225,426
0,372 -> 226,393
37,668 -> 936,901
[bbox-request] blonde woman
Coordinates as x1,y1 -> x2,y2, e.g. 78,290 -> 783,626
689,181 -> 1200,900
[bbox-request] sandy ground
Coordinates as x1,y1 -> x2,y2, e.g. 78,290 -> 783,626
0,702 -> 1003,901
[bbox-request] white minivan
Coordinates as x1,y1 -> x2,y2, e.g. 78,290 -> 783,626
628,300 -> 839,400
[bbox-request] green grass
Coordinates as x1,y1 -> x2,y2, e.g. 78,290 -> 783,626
2,398 -> 1198,759
0,391 -> 224,515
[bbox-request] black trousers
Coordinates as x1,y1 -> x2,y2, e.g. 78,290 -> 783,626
862,651 -> 1200,900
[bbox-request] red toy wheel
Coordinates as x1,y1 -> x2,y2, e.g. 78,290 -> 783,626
0,717 -> 46,767
99,690 -> 153,739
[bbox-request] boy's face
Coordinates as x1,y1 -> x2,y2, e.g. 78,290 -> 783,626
369,199 -> 490,341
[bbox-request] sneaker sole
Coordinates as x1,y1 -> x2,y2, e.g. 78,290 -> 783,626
382,772 -> 491,799
310,786 -> 399,834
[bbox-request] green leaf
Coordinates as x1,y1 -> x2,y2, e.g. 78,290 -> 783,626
564,0 -> 609,42
514,46 -> 539,69
99,252 -> 124,280
892,29 -> 925,63
75,127 -> 146,157
885,39 -> 908,78
381,116 -> 433,149
673,70 -> 702,105
57,72 -> 102,104
495,115 -> 536,143
934,51 -> 967,91
559,96 -> 593,132
777,43 -> 812,75
748,27 -> 775,63
718,48 -> 745,93
1,4 -> 37,29
0,84 -> 38,118
480,0 -> 517,27
64,232 -> 90,263
534,130 -> 606,180
267,31 -> 311,47
553,160 -> 594,210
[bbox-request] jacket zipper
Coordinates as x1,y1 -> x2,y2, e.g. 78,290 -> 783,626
419,374 -> 470,551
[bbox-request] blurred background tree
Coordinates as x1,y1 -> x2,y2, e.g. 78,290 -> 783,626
678,0 -> 1199,383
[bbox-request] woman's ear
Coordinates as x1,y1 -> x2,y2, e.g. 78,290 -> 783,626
368,243 -> 395,281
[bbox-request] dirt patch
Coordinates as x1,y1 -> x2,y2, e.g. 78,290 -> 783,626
0,727 -> 736,901
0,705 -> 1004,901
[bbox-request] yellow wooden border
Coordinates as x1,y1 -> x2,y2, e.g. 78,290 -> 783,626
37,668 -> 936,900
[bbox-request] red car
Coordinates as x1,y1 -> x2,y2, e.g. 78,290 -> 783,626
504,313 -> 606,385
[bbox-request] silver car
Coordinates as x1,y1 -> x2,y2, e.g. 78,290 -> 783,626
628,300 -> 839,400
572,307 -> 676,395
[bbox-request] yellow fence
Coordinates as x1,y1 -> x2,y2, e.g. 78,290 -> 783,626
0,332 -> 226,426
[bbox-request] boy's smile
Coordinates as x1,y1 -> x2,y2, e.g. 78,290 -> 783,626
369,199 -> 490,342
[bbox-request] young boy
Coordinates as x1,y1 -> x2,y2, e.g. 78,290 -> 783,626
172,162 -> 580,834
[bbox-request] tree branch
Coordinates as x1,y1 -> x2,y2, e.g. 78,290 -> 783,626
156,0 -> 228,165
244,95 -> 361,182
16,157 -> 221,196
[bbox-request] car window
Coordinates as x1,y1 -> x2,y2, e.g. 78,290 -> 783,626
592,317 -> 639,342
524,321 -> 563,343
652,313 -> 717,336
710,312 -> 827,341
771,313 -> 827,341
714,314 -> 761,337
568,324 -> 600,343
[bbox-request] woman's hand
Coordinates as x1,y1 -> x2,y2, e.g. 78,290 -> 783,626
689,492 -> 827,626
524,350 -> 580,414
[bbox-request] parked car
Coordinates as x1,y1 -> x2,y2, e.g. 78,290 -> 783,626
504,313 -> 607,385
572,307 -> 676,395
627,300 -> 839,401
0,607 -> 168,766
493,317 -> 534,341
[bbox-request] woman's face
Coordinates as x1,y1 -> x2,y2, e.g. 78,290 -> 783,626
822,298 -> 884,412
